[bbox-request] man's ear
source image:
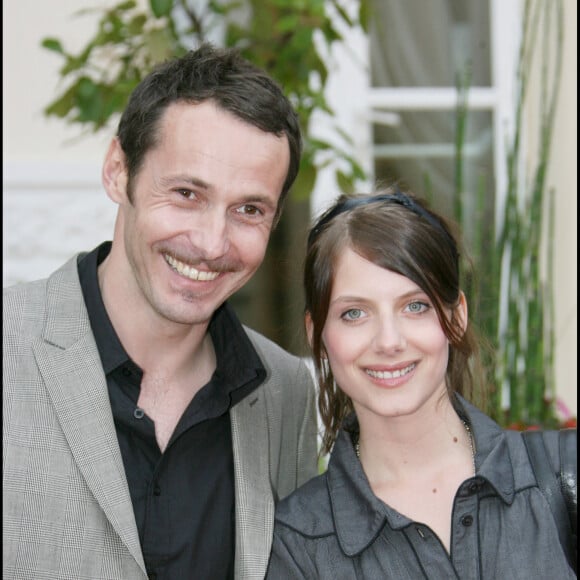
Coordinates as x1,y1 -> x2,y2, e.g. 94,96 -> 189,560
102,137 -> 129,204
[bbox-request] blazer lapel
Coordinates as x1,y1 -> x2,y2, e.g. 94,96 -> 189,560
33,257 -> 146,574
230,392 -> 274,580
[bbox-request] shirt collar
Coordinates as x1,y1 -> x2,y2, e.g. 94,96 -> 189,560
78,242 -> 127,374
326,395 -> 517,556
454,395 -> 517,504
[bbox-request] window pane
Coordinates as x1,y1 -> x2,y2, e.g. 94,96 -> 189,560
368,0 -> 495,254
369,0 -> 491,88
372,109 -> 495,250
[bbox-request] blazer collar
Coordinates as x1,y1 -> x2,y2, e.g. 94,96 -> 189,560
230,391 -> 274,579
33,254 -> 146,574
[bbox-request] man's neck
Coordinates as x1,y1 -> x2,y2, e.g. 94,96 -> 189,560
97,255 -> 213,377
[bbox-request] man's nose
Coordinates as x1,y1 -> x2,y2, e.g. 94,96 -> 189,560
187,210 -> 230,260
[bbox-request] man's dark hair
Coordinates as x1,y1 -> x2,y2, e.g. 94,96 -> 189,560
117,43 -> 302,213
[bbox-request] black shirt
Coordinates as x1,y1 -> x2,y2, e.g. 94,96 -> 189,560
78,242 -> 265,579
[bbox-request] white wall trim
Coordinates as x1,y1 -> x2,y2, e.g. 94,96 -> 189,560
3,160 -> 103,189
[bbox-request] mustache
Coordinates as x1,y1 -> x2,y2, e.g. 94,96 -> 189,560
157,244 -> 242,272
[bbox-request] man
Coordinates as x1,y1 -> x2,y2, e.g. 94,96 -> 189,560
3,43 -> 318,580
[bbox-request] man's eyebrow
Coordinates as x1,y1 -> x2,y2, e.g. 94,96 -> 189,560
159,175 -> 210,190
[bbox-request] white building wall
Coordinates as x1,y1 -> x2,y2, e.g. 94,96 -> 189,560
3,0 -> 116,285
544,0 -> 577,417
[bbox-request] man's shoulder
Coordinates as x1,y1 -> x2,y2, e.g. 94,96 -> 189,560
243,326 -> 305,367
4,253 -> 84,293
242,326 -> 315,392
4,275 -> 50,317
4,276 -> 48,299
3,254 -> 85,327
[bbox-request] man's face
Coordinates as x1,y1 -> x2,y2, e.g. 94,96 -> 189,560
108,100 -> 290,328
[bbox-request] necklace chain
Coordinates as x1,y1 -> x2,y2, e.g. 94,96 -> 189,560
463,420 -> 476,474
355,420 -> 476,475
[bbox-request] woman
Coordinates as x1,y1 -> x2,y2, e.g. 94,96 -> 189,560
266,185 -> 576,579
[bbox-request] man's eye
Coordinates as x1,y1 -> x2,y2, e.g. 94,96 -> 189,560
177,189 -> 196,200
237,205 -> 263,217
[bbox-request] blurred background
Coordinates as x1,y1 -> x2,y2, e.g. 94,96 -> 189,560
3,0 -> 576,426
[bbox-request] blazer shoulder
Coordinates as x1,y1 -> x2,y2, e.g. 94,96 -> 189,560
244,326 -> 300,362
244,326 -> 314,380
3,253 -> 84,304
274,473 -> 334,538
3,253 -> 87,342
4,277 -> 50,334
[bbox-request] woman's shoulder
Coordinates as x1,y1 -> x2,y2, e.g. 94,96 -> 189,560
275,472 -> 335,537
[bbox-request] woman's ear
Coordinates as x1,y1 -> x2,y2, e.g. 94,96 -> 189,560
305,311 -> 314,348
305,311 -> 328,359
456,291 -> 469,333
102,137 -> 129,204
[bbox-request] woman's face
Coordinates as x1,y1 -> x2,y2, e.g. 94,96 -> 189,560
321,247 -> 464,423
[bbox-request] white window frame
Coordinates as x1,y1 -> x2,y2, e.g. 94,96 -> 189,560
312,0 -> 523,234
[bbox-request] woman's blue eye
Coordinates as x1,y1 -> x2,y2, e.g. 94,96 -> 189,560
342,308 -> 364,321
407,301 -> 428,313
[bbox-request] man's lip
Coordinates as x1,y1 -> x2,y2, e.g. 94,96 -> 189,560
164,254 -> 220,281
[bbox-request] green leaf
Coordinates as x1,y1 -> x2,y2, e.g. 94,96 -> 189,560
77,76 -> 98,99
143,27 -> 176,63
61,53 -> 91,76
149,0 -> 173,18
116,0 -> 138,10
41,38 -> 64,54
336,170 -> 355,194
127,13 -> 147,36
44,86 -> 76,119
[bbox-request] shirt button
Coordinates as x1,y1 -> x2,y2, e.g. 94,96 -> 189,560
461,515 -> 474,527
133,407 -> 145,419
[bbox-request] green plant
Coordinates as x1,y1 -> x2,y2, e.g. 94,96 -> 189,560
41,0 -> 368,201
452,0 -> 565,428
495,0 -> 564,427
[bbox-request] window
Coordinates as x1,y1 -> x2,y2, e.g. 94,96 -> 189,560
313,0 -> 521,251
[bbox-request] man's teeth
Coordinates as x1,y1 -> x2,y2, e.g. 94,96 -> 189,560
366,363 -> 416,380
165,255 -> 219,281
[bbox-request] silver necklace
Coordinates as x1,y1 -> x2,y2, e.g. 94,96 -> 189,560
463,420 -> 477,474
355,421 -> 476,474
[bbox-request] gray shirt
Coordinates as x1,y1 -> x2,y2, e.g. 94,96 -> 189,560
267,397 -> 576,579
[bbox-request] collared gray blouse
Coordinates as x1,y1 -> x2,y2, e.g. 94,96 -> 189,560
267,397 -> 576,579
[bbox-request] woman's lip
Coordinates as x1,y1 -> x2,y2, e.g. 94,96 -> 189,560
365,362 -> 417,379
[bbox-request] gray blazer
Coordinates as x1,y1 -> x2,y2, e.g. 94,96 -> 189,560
3,254 -> 318,580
